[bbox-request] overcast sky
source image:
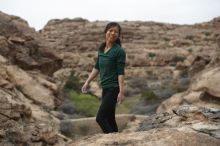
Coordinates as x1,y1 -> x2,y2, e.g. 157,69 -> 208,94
1,0 -> 220,30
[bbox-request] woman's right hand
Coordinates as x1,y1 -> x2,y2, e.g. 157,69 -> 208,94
81,68 -> 99,93
81,82 -> 89,93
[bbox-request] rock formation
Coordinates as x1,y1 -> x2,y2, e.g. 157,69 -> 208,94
70,105 -> 220,146
0,11 -> 66,145
157,38 -> 220,113
0,11 -> 62,75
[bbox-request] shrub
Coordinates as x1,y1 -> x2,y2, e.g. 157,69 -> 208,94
59,102 -> 76,115
148,52 -> 156,59
172,55 -> 186,62
170,63 -> 176,67
163,37 -> 170,41
69,91 -> 100,117
204,32 -> 211,36
64,72 -> 81,92
187,48 -> 193,53
60,120 -> 74,137
141,90 -> 159,103
180,69 -> 189,78
185,35 -> 194,40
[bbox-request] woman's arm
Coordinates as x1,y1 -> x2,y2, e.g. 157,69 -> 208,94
117,75 -> 125,104
81,68 -> 99,93
116,48 -> 126,104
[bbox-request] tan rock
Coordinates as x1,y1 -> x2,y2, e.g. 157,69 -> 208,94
0,55 -> 7,63
6,65 -> 55,109
191,67 -> 220,97
157,66 -> 220,113
70,128 -> 220,146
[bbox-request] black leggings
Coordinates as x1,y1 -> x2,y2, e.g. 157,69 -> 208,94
96,87 -> 119,133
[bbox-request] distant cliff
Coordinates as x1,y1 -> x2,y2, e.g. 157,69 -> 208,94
40,16 -> 220,77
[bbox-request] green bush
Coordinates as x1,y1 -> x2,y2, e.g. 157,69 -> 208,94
187,48 -> 193,53
116,95 -> 141,114
64,72 -> 81,92
180,69 -> 189,78
172,55 -> 186,62
148,52 -> 156,59
141,90 -> 159,103
170,63 -> 176,67
204,31 -> 211,36
69,91 -> 100,117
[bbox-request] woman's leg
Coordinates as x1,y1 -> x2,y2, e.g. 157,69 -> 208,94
96,100 -> 113,133
96,87 -> 119,133
107,102 -> 118,132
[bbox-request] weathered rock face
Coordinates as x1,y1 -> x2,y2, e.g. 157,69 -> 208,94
0,96 -> 66,146
0,11 -> 62,75
157,47 -> 220,113
0,62 -> 67,145
0,11 -> 66,145
70,105 -> 220,146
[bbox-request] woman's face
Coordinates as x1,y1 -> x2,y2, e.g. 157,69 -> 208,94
105,26 -> 120,44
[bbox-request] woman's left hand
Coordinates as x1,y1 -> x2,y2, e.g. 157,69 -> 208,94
117,92 -> 124,104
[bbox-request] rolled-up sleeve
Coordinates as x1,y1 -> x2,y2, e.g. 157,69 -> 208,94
117,49 -> 126,75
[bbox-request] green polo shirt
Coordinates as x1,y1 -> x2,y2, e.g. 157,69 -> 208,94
94,43 -> 126,89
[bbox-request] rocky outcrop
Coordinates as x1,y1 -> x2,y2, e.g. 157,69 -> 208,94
0,12 -> 66,145
0,11 -> 62,75
0,95 -> 66,146
70,105 -> 220,146
0,54 -> 67,145
157,45 -> 220,113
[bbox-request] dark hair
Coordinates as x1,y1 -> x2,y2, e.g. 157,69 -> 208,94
99,22 -> 122,50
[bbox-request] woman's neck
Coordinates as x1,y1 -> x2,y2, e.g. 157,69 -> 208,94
106,41 -> 113,49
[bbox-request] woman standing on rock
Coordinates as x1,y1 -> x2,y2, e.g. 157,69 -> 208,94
81,22 -> 126,133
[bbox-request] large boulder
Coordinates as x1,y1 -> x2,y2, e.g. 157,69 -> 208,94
0,11 -> 62,75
